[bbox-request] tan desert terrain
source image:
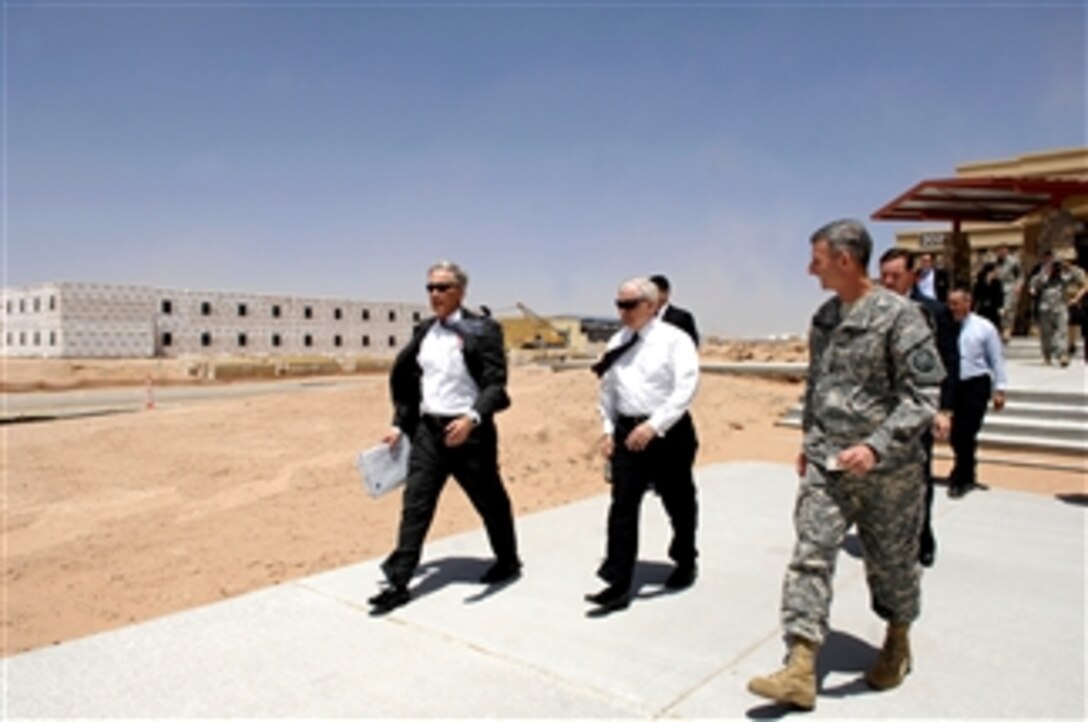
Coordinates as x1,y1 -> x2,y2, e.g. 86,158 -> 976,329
2,345 -> 1081,656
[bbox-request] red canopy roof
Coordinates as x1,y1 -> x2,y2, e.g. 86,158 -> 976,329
872,176 -> 1088,224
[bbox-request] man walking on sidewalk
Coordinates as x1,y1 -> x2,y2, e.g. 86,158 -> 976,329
587,276 -> 700,615
369,261 -> 521,614
748,220 -> 943,711
878,248 -> 959,566
946,286 -> 1007,499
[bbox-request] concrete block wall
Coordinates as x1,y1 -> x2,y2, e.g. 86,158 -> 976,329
2,283 -> 65,358
1,282 -> 428,359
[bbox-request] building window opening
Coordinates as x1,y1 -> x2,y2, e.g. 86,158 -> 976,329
49,296 -> 56,311
334,308 -> 342,320
238,303 -> 248,317
19,299 -> 25,313
304,306 -> 313,319
334,334 -> 342,347
5,300 -> 11,314
5,332 -> 12,345
201,301 -> 212,316
388,335 -> 396,347
33,331 -> 40,346
272,304 -> 281,318
362,309 -> 370,321
19,332 -> 26,345
201,332 -> 212,347
362,335 -> 370,347
49,331 -> 56,346
304,334 -> 313,347
162,332 -> 173,347
33,298 -> 40,312
272,333 -> 282,347
388,310 -> 397,322
238,333 -> 247,347
412,311 -> 422,322
161,299 -> 173,314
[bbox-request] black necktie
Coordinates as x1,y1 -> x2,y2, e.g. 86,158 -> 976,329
440,317 -> 464,338
591,332 -> 639,378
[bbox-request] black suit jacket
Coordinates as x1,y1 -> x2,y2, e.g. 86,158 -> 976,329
389,308 -> 511,438
910,287 -> 958,411
661,304 -> 700,347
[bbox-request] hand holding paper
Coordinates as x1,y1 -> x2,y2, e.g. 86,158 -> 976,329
357,436 -> 411,498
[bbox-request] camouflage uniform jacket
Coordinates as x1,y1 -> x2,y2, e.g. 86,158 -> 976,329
802,286 -> 944,471
1030,263 -> 1087,311
995,255 -> 1022,292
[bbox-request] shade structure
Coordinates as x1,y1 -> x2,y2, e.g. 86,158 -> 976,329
872,176 -> 1088,224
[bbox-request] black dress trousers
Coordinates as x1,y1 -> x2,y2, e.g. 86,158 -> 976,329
950,375 -> 992,488
381,414 -> 518,587
598,412 -> 699,589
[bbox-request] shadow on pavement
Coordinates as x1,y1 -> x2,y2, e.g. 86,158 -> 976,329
1056,493 -> 1088,507
410,556 -> 509,603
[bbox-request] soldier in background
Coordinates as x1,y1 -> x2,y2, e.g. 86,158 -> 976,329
993,245 -> 1022,342
1029,249 -> 1087,367
748,220 -> 943,711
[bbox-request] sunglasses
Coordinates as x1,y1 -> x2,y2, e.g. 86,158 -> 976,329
615,298 -> 644,310
426,283 -> 457,293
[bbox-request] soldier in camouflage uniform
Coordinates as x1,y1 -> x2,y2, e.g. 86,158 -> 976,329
748,220 -> 944,711
1029,251 -> 1087,367
993,246 -> 1022,342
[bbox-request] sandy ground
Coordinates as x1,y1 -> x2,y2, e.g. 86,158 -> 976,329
2,355 -> 1083,656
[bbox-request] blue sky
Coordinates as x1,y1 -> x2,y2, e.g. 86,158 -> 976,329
4,1 -> 1084,337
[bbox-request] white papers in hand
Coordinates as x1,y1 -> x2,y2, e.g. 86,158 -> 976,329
357,439 -> 411,498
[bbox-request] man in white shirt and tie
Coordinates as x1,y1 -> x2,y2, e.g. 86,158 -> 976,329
586,277 -> 700,614
946,286 -> 1007,498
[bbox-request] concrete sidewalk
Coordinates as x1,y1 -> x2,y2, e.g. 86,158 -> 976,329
4,462 -> 1085,718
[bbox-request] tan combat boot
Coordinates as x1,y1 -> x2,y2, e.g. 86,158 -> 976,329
747,636 -> 818,710
865,622 -> 912,690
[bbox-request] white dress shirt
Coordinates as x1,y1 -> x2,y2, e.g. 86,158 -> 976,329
958,312 -> 1007,391
916,268 -> 936,300
418,309 -> 479,416
598,318 -> 699,436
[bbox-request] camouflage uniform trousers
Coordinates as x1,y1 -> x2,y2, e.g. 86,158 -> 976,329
781,461 -> 924,645
1000,288 -> 1019,341
1037,304 -> 1069,363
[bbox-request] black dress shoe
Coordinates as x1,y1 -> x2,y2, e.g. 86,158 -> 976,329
584,585 -> 630,612
368,585 -> 410,614
664,564 -> 697,590
948,483 -> 966,499
480,560 -> 522,585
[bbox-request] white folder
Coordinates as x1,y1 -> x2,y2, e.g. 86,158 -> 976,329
357,438 -> 411,498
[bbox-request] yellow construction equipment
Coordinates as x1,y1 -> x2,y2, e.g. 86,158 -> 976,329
503,302 -> 570,350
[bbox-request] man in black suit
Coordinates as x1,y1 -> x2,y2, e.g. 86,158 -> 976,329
914,252 -> 949,303
879,248 -> 959,567
368,261 -> 521,614
650,274 -> 700,346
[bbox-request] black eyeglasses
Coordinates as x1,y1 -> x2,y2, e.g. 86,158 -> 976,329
615,298 -> 644,310
426,283 -> 457,293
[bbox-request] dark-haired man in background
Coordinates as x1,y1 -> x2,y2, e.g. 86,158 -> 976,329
879,248 -> 959,567
650,274 -> 700,347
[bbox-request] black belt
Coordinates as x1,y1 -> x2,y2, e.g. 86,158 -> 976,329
617,414 -> 650,425
422,413 -> 464,426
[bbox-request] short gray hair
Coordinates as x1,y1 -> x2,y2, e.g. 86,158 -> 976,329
619,276 -> 660,305
428,260 -> 469,289
810,218 -> 872,270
